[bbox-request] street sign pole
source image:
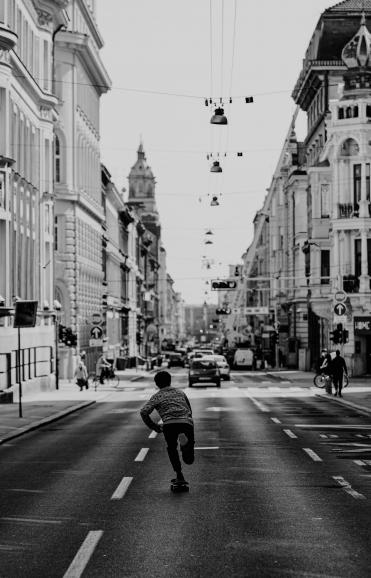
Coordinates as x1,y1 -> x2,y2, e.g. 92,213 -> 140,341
17,326 -> 22,418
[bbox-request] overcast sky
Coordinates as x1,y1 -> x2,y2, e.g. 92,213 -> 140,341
97,0 -> 342,304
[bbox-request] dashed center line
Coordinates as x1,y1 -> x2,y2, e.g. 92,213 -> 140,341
111,476 -> 133,500
333,476 -> 366,500
271,417 -> 281,424
303,448 -> 322,462
283,429 -> 298,439
148,431 -> 157,439
63,530 -> 103,578
245,394 -> 269,412
134,448 -> 149,462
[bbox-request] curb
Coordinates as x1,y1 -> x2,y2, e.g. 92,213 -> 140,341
0,400 -> 96,445
315,391 -> 371,417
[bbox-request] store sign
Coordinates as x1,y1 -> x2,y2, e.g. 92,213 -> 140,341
354,317 -> 371,335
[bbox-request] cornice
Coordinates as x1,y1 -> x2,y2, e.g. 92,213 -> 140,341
10,52 -> 58,110
55,31 -> 111,94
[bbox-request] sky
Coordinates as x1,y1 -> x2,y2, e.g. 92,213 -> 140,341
97,0 -> 343,305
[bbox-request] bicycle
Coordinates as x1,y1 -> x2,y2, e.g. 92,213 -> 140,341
313,372 -> 349,389
89,369 -> 120,391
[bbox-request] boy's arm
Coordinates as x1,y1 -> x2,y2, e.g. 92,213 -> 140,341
140,398 -> 162,432
183,392 -> 193,415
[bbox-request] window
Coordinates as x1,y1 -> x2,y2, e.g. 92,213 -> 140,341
321,183 -> 330,218
55,135 -> 61,182
366,164 -> 370,201
54,216 -> 58,251
354,164 -> 362,206
321,250 -> 330,285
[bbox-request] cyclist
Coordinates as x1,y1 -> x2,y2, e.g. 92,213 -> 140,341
96,354 -> 111,384
320,353 -> 333,394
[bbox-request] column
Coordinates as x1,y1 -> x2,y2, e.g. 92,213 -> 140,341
333,230 -> 341,289
360,230 -> 370,293
359,162 -> 369,217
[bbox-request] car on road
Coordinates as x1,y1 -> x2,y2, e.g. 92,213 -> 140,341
167,352 -> 185,369
212,354 -> 230,380
188,357 -> 220,387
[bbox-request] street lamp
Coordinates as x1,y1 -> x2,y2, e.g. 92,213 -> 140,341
53,300 -> 62,390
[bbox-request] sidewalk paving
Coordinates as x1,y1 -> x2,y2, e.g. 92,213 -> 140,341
0,370 -> 370,446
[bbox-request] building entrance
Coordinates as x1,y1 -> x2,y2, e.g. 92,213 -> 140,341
367,336 -> 371,375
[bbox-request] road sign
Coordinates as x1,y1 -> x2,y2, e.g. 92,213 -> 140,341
90,326 -> 103,339
334,290 -> 347,303
13,301 -> 38,328
91,312 -> 103,326
244,306 -> 269,315
211,279 -> 237,290
334,303 -> 346,316
89,338 -> 103,347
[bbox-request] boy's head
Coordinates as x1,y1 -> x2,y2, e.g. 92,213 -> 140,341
154,370 -> 171,389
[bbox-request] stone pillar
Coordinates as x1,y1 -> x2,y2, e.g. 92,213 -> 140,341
360,230 -> 370,292
359,162 -> 369,218
333,230 -> 341,289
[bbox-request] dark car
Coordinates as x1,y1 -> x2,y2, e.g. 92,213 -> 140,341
167,352 -> 185,369
188,357 -> 220,387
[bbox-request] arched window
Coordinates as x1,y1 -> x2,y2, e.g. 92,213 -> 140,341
55,135 -> 61,182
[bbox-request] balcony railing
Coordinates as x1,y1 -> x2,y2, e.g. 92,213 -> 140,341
338,203 -> 359,219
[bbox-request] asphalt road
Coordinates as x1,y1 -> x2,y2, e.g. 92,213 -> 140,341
1,370 -> 371,577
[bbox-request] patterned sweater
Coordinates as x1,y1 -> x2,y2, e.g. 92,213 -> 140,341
140,387 -> 193,431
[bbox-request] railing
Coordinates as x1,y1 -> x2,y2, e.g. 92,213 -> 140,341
338,203 -> 359,218
0,345 -> 53,389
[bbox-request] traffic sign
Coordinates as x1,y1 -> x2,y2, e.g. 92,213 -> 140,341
334,303 -> 346,316
334,290 -> 347,303
13,301 -> 38,328
89,338 -> 103,347
211,279 -> 237,290
91,312 -> 103,326
90,326 -> 103,339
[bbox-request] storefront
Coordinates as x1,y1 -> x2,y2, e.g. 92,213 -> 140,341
354,317 -> 371,375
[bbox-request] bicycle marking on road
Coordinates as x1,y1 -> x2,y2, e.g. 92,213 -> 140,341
63,530 -> 103,578
332,476 -> 366,500
134,447 -> 149,462
283,429 -> 298,439
111,476 -> 133,500
303,448 -> 323,462
271,417 -> 281,424
148,431 -> 158,439
245,394 -> 269,412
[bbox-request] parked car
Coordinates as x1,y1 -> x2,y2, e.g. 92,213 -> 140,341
167,352 -> 185,369
192,348 -> 214,359
188,357 -> 220,387
212,354 -> 230,380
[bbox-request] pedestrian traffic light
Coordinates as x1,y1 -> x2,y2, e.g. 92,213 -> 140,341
270,331 -> 279,345
330,330 -> 338,343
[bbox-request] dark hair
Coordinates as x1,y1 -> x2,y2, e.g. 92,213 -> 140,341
336,349 -> 341,356
154,370 -> 171,388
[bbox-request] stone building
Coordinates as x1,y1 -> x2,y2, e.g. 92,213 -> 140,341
0,0 -> 68,390
53,0 -> 111,376
234,0 -> 371,375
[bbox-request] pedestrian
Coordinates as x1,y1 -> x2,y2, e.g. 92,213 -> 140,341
74,360 -> 88,390
140,370 -> 195,486
321,352 -> 333,394
331,349 -> 348,397
96,354 -> 111,384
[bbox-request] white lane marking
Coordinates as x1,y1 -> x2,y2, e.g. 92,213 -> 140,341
296,424 -> 371,429
63,530 -> 103,578
333,476 -> 366,500
135,448 -> 149,462
148,431 -> 157,439
354,460 -> 366,466
319,434 -> 328,439
7,489 -> 44,494
1,517 -> 62,525
303,448 -> 322,462
271,417 -> 281,424
194,446 -> 219,450
158,419 -> 163,425
268,386 -> 281,392
261,381 -> 274,385
111,476 -> 133,500
245,395 -> 269,412
283,429 -> 298,439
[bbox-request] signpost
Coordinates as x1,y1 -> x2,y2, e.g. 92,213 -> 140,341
90,326 -> 103,340
13,300 -> 38,418
334,290 -> 347,303
334,303 -> 346,316
91,312 -> 103,326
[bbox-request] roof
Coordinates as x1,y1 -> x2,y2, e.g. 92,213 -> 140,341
327,0 -> 371,12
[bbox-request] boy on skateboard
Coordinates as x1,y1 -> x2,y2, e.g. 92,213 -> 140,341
140,370 -> 195,485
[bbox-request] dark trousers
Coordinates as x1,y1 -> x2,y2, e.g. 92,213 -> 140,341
163,423 -> 195,474
333,373 -> 343,393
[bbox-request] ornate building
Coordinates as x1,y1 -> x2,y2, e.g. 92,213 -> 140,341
0,0 -> 68,390
53,0 -> 111,376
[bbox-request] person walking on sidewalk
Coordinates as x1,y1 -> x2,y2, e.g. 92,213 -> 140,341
74,360 -> 89,390
140,370 -> 195,485
332,350 -> 348,397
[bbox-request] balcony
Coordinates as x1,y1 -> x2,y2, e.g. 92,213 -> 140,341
338,203 -> 359,219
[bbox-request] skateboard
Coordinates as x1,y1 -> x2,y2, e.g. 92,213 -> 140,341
170,480 -> 190,493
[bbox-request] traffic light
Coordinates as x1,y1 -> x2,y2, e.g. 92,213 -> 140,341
63,327 -> 77,347
215,307 -> 231,315
211,280 -> 237,290
270,331 -> 279,345
343,329 -> 349,343
336,323 -> 343,344
330,330 -> 339,344
58,324 -> 67,343
102,293 -> 108,309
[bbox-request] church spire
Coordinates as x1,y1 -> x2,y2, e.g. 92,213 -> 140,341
341,12 -> 371,97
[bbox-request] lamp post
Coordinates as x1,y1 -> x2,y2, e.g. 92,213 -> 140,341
53,300 -> 62,389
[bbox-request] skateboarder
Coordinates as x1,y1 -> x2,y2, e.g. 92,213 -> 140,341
140,370 -> 195,486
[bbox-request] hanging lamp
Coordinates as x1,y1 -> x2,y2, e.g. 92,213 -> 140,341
210,107 -> 228,125
210,161 -> 222,173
